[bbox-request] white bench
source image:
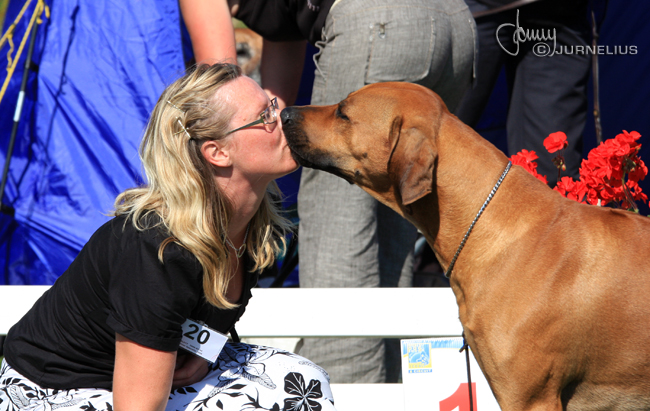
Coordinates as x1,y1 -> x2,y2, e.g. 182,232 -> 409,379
0,286 -> 463,411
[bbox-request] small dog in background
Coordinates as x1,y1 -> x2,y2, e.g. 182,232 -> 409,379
235,28 -> 262,84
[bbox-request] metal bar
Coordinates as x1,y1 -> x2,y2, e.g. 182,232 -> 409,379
0,12 -> 40,215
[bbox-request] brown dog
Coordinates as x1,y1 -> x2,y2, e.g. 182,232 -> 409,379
234,28 -> 263,78
281,82 -> 650,410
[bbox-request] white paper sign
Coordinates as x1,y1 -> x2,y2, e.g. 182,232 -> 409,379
179,318 -> 228,363
401,337 -> 501,411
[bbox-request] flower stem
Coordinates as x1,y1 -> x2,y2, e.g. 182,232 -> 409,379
621,173 -> 639,213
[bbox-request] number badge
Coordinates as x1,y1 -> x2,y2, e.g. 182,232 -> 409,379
180,318 -> 228,363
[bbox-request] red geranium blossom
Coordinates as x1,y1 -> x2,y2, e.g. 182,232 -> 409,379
517,149 -> 539,164
629,158 -> 648,182
543,132 -> 569,154
628,180 -> 648,203
554,177 -> 588,202
615,130 -> 642,146
510,150 -> 548,184
517,130 -> 646,211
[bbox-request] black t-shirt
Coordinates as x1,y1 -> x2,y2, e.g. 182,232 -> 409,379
4,214 -> 256,390
235,0 -> 335,44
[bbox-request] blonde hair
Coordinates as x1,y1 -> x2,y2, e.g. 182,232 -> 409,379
114,63 -> 291,309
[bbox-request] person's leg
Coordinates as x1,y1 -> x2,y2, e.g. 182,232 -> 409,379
377,203 -> 417,382
297,0 -> 390,382
375,1 -> 475,381
298,0 -> 476,383
0,359 -> 114,411
299,160 -> 387,383
166,343 -> 336,410
413,0 -> 476,114
455,3 -> 512,125
0,346 -> 336,411
506,10 -> 590,185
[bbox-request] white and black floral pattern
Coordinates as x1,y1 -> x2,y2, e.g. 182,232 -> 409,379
0,344 -> 336,411
283,372 -> 324,411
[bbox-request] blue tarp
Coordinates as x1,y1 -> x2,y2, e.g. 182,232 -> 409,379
1,0 -> 187,284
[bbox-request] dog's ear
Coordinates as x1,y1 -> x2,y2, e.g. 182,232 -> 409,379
387,116 -> 435,205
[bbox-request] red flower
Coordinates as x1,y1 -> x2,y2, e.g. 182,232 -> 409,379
554,177 -> 588,202
534,172 -> 549,185
582,148 -> 614,182
518,130 -> 645,210
518,149 -> 538,163
543,132 -> 569,154
599,185 -> 616,203
510,151 -> 548,184
511,151 -> 536,170
628,180 -> 648,203
554,176 -> 573,195
629,158 -> 648,182
609,138 -> 632,157
586,188 -> 601,206
615,130 -> 642,146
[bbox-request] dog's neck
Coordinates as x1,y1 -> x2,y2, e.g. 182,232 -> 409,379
398,119 -> 566,360
408,116 -> 560,285
444,161 -> 512,278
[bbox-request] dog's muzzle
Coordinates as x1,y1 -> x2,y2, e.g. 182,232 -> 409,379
281,107 -> 315,167
280,107 -> 301,129
280,107 -> 352,182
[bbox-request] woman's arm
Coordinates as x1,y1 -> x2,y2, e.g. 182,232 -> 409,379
113,334 -> 177,411
172,352 -> 210,389
179,0 -> 237,64
179,0 -> 306,107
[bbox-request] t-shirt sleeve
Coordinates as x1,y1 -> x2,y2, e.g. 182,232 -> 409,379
106,228 -> 203,352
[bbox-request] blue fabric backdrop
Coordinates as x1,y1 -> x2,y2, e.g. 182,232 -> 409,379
0,0 -> 649,284
0,0 -> 186,284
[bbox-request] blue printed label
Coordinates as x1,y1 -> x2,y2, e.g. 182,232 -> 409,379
406,342 -> 432,373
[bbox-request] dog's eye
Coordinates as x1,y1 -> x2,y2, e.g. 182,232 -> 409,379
335,107 -> 350,121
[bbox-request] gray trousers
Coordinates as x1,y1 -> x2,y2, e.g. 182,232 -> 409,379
297,0 -> 476,383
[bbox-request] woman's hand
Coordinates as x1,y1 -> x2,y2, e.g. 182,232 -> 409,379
114,333 -> 177,411
172,352 -> 210,390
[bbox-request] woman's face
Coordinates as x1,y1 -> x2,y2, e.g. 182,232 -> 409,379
218,76 -> 299,185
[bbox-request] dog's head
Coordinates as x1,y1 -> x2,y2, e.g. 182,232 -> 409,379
282,82 -> 446,212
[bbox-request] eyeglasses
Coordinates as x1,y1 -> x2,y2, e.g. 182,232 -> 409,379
225,97 -> 279,135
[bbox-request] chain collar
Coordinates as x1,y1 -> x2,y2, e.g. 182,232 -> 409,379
445,161 -> 512,278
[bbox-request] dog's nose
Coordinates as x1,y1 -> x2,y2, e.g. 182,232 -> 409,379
281,107 -> 299,127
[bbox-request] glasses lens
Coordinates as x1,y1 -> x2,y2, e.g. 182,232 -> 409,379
263,98 -> 278,125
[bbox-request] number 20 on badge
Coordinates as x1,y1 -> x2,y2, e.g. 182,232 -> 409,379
180,319 -> 228,363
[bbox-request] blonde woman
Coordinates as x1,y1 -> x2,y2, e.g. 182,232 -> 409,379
0,64 -> 336,411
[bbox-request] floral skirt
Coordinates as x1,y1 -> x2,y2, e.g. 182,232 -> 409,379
0,343 -> 337,411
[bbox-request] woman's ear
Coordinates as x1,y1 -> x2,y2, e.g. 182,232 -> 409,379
201,140 -> 232,167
